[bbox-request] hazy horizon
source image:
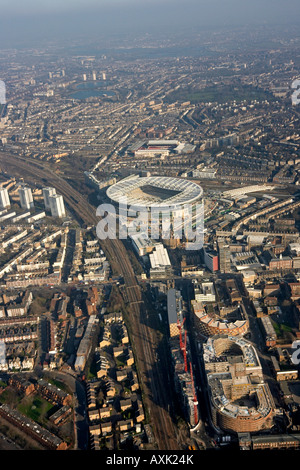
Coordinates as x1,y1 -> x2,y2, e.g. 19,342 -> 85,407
0,0 -> 299,49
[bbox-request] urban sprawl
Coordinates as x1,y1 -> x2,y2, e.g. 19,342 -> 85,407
0,25 -> 300,452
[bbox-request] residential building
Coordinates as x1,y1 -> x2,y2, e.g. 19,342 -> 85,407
0,188 -> 10,209
49,194 -> 66,218
18,186 -> 34,210
43,187 -> 56,210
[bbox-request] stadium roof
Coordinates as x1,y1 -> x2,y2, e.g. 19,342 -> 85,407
106,175 -> 203,210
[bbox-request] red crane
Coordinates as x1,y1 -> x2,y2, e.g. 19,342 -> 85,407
183,329 -> 188,372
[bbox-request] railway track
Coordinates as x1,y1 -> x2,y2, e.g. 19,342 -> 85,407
102,232 -> 180,449
0,151 -> 182,450
0,154 -> 96,225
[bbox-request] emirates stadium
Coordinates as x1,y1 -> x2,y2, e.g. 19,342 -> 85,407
106,175 -> 203,211
106,175 -> 204,246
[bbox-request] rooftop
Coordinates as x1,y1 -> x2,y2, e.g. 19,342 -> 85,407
106,175 -> 203,210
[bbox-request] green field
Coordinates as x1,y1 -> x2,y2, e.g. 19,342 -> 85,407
87,356 -> 98,380
0,388 -> 21,407
166,84 -> 274,105
17,396 -> 55,424
272,321 -> 293,339
45,378 -> 69,393
0,389 -> 56,424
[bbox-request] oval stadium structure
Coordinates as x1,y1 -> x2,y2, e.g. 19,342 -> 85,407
106,175 -> 203,210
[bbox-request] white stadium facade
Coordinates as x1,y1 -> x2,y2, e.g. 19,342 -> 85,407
105,175 -> 204,248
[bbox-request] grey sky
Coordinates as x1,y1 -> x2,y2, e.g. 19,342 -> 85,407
2,0 -> 172,16
1,0 -> 299,20
0,0 -> 299,48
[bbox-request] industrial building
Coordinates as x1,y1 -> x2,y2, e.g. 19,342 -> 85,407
149,243 -> 171,278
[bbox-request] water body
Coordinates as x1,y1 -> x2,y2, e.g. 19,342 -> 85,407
69,81 -> 116,100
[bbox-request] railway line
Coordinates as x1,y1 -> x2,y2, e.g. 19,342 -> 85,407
0,153 -> 96,225
0,151 -> 182,450
97,228 -> 181,449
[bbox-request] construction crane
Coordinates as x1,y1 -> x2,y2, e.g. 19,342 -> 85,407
184,329 -> 188,372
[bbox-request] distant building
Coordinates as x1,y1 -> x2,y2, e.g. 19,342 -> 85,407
8,375 -> 35,396
49,194 -> 66,218
128,139 -> 196,158
130,233 -> 157,257
167,288 -> 183,338
218,241 -> 231,273
203,335 -> 275,434
18,186 -> 34,210
269,256 -> 293,271
27,212 -> 46,223
194,281 -> 216,303
240,432 -> 300,450
204,249 -> 219,272
49,405 -> 72,426
149,243 -> 171,277
74,315 -> 97,373
43,187 -> 56,210
260,316 -> 277,347
0,188 -> 10,209
0,404 -> 67,450
118,419 -> 134,432
35,378 -> 72,406
192,301 -> 249,338
192,168 -> 217,179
